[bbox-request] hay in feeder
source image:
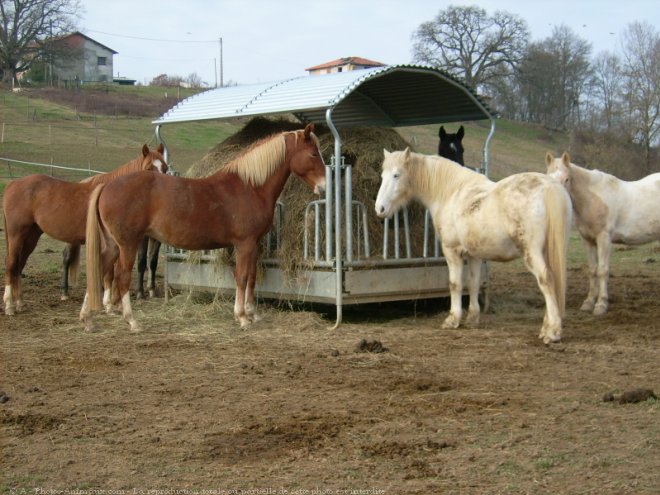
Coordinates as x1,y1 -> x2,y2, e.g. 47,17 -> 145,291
185,117 -> 428,278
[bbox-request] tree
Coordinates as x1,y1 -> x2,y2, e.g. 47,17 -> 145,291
589,52 -> 623,132
411,5 -> 529,93
620,21 -> 660,173
0,0 -> 81,84
516,25 -> 592,129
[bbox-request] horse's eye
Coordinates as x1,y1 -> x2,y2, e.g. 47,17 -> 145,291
393,173 -> 400,179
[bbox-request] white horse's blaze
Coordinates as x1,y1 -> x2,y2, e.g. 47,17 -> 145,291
546,151 -> 660,316
377,149 -> 572,343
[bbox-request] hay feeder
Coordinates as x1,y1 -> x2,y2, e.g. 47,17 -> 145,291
153,65 -> 497,326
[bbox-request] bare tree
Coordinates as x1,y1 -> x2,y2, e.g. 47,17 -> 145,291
0,0 -> 81,84
411,5 -> 529,92
589,52 -> 623,132
516,25 -> 592,129
186,72 -> 204,89
620,21 -> 660,173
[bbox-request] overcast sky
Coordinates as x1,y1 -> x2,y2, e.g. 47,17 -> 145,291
80,0 -> 659,86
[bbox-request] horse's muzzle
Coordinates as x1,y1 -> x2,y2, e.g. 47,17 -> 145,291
314,179 -> 326,195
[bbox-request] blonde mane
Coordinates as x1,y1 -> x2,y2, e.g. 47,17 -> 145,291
406,151 -> 488,203
222,131 -> 291,186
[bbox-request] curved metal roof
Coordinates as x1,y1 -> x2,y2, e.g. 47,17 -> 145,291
153,64 -> 496,127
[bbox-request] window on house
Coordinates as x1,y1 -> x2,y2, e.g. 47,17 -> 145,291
97,57 -> 107,66
338,67 -> 343,72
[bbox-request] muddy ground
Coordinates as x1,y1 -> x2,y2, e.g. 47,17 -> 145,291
1,230 -> 658,494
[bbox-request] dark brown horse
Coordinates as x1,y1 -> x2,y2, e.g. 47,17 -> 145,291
438,125 -> 465,165
3,144 -> 167,315
82,124 -> 326,332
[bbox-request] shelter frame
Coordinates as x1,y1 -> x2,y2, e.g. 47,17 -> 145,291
153,65 -> 497,327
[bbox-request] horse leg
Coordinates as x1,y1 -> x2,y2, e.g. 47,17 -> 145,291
523,249 -> 562,344
61,244 -> 80,300
135,237 -> 148,299
593,233 -> 611,316
116,244 -> 141,332
12,226 -> 42,313
80,234 -> 119,332
244,246 -> 261,323
580,239 -> 598,312
4,230 -> 24,316
147,238 -> 161,298
232,243 -> 256,327
465,257 -> 482,327
442,248 -> 464,329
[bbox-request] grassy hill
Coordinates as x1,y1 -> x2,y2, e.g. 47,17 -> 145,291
0,84 -> 571,182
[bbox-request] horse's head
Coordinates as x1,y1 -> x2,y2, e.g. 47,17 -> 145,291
288,123 -> 326,194
375,147 -> 413,219
141,143 -> 169,174
438,125 -> 465,166
545,151 -> 571,188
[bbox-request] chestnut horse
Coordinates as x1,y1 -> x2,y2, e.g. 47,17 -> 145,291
60,145 -> 168,301
375,148 -> 572,344
438,125 -> 465,165
82,124 -> 326,332
3,144 -> 167,316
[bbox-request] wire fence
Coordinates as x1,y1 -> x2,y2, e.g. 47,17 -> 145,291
0,156 -> 103,180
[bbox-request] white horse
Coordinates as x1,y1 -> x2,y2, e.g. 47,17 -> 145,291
376,148 -> 572,343
546,151 -> 660,315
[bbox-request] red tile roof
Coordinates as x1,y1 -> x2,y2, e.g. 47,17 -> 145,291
305,57 -> 385,71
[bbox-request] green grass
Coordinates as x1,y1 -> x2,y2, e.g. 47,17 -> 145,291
0,83 -> 574,179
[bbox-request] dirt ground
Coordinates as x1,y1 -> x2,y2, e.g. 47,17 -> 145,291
1,228 -> 658,494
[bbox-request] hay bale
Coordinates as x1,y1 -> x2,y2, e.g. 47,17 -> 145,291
186,117 -> 427,277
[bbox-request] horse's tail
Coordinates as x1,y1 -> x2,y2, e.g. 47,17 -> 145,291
544,184 -> 572,317
86,184 -> 105,311
68,244 -> 81,287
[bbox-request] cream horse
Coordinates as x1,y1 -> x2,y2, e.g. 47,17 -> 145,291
376,149 -> 572,343
546,151 -> 660,315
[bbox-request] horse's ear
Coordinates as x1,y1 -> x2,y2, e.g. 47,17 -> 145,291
439,126 -> 446,139
403,147 -> 411,160
561,152 -> 571,167
157,143 -> 164,153
457,126 -> 464,140
545,151 -> 554,166
383,148 -> 391,158
304,123 -> 315,139
142,144 -> 149,157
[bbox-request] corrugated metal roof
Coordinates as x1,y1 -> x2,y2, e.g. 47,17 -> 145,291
153,64 -> 496,127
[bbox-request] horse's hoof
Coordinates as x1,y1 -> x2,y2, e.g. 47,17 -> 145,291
593,303 -> 608,316
83,322 -> 98,333
4,307 -> 15,316
541,332 -> 562,344
580,301 -> 594,312
441,315 -> 460,329
148,290 -> 156,298
129,324 -> 143,334
60,295 -> 69,301
465,311 -> 480,328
